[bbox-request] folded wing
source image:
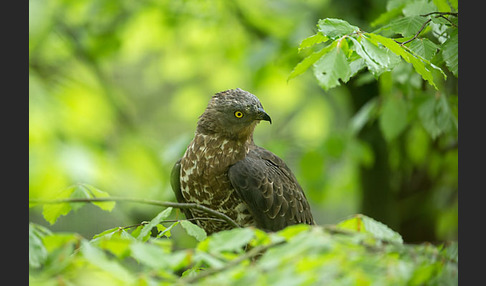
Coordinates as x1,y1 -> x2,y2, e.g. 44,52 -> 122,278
228,145 -> 315,231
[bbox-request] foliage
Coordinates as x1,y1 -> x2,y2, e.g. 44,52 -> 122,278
287,0 -> 458,242
290,0 -> 457,140
29,0 -> 458,284
38,183 -> 115,225
290,1 -> 457,87
29,196 -> 458,285
29,0 -> 457,242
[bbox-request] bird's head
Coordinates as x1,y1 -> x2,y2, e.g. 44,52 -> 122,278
197,88 -> 272,141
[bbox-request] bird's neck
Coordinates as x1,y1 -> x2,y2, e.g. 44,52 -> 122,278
196,120 -> 258,143
189,132 -> 252,167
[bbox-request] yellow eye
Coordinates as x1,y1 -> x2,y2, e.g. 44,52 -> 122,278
234,111 -> 244,118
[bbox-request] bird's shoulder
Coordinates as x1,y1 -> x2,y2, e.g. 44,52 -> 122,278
228,143 -> 314,231
246,145 -> 299,181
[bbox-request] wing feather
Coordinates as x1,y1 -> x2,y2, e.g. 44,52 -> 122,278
170,159 -> 194,220
228,145 -> 315,231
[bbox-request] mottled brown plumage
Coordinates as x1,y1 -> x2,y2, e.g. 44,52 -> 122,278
171,88 -> 314,234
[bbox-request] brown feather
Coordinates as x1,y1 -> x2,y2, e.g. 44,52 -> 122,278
170,88 -> 314,234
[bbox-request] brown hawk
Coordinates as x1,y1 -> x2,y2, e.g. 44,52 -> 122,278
171,88 -> 314,234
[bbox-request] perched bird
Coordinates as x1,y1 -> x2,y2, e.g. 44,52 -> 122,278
171,88 -> 314,234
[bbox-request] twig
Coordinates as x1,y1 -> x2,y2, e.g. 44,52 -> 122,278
162,218 -> 227,224
29,197 -> 241,229
395,18 -> 432,46
121,219 -> 227,230
180,241 -> 284,284
420,12 -> 458,17
437,15 -> 457,27
393,11 -> 458,46
120,222 -> 148,230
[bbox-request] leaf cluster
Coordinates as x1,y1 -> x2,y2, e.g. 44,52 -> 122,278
30,191 -> 458,285
35,184 -> 115,225
289,0 -> 457,145
29,0 -> 458,284
29,0 -> 458,246
290,0 -> 457,90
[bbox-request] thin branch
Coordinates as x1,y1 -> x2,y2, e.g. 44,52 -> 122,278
121,220 -> 228,231
121,222 -> 148,230
395,18 -> 432,46
420,12 -> 458,17
393,11 -> 458,46
29,197 -> 241,229
437,15 -> 457,27
162,217 -> 227,224
180,241 -> 284,284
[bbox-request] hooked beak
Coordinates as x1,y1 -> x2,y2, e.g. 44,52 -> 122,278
256,108 -> 272,124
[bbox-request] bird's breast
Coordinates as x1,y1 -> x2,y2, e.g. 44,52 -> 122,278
180,134 -> 246,204
179,133 -> 254,231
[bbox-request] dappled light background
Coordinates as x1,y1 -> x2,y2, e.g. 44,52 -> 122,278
29,0 -> 457,245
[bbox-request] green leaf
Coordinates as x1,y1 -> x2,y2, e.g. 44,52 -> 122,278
336,214 -> 403,244
403,0 -> 437,17
349,36 -> 400,77
131,224 -> 150,241
298,33 -> 329,52
98,236 -> 133,259
42,186 -> 76,225
193,252 -> 226,268
42,203 -> 72,225
313,44 -> 351,90
407,38 -> 439,60
430,15 -> 452,26
366,33 -> 408,58
288,43 -> 335,81
386,0 -> 408,11
70,184 -> 91,211
440,241 -> 458,262
41,233 -> 80,275
69,184 -> 116,211
407,55 -> 440,89
377,16 -> 426,37
276,224 -> 312,241
379,95 -> 409,141
349,37 -> 381,76
137,207 -> 173,240
362,36 -> 401,70
80,184 -> 116,212
81,240 -> 135,283
348,57 -> 366,79
43,233 -> 79,252
366,33 -> 442,89
418,94 -> 457,139
208,228 -> 255,254
130,242 -> 170,269
92,227 -> 121,239
156,222 -> 179,238
441,29 -> 458,77
42,184 -> 116,224
180,220 -> 207,242
29,223 -> 51,268
251,228 -> 275,247
449,0 -> 458,10
318,18 -> 359,39
371,7 -> 404,27
432,0 -> 452,12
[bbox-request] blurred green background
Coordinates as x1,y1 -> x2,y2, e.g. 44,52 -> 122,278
29,0 -> 457,245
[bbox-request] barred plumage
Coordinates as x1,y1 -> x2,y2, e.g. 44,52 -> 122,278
171,88 -> 314,234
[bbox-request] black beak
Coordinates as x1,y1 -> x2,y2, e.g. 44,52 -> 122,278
257,108 -> 272,124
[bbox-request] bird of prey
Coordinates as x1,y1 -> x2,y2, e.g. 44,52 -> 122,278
171,88 -> 314,234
